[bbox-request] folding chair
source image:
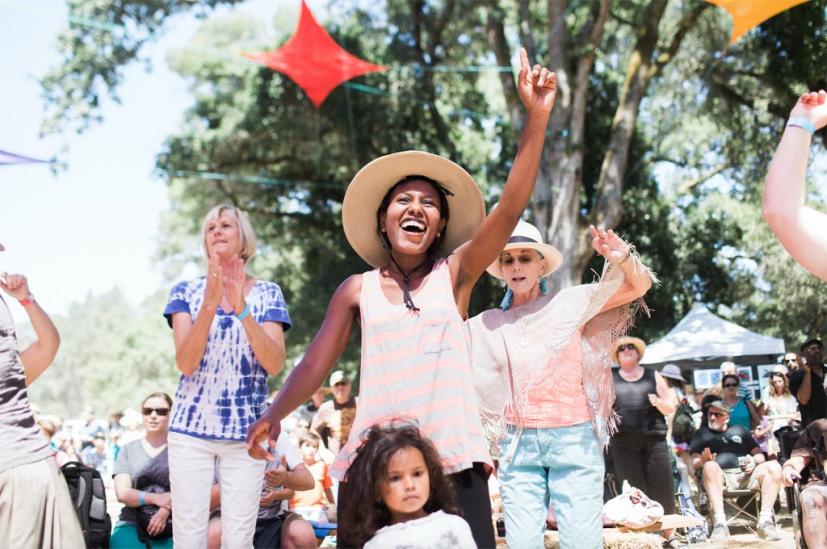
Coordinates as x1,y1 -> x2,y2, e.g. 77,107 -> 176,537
722,487 -> 761,525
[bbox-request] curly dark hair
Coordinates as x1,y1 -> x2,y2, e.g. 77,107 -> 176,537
339,422 -> 460,547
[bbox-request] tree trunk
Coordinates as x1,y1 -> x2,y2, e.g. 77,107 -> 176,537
488,0 -> 707,291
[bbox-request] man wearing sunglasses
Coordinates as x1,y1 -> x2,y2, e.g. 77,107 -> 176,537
790,338 -> 827,427
689,400 -> 783,541
0,247 -> 84,547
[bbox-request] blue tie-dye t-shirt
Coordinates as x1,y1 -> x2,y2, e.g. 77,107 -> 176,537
164,278 -> 291,441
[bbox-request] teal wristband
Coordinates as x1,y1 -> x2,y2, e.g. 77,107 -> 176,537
139,491 -> 146,506
788,117 -> 817,135
236,302 -> 250,321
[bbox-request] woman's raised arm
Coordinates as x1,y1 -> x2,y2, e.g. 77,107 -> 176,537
763,90 -> 827,280
451,48 -> 556,312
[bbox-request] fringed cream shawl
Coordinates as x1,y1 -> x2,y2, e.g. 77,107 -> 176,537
467,257 -> 654,462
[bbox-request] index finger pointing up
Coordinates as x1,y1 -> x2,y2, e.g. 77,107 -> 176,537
519,47 -> 529,70
518,47 -> 529,82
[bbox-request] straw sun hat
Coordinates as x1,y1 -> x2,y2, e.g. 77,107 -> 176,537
342,151 -> 485,268
486,220 -> 563,280
612,336 -> 646,363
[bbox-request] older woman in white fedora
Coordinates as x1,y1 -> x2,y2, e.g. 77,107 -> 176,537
248,48 -> 558,547
468,221 -> 654,549
610,337 -> 679,546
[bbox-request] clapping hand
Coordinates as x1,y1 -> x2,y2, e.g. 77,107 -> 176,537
224,256 -> 246,314
790,90 -> 827,131
517,47 -> 557,114
589,225 -> 630,264
204,254 -> 223,310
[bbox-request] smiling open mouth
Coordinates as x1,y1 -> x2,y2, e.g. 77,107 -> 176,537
401,220 -> 426,233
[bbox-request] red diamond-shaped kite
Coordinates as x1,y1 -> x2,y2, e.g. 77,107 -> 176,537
243,0 -> 386,107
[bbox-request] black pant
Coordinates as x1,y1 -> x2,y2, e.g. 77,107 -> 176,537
337,462 -> 495,548
609,432 -> 676,514
450,462 -> 496,548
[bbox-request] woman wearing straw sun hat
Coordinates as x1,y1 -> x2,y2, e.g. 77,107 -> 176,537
467,220 -> 654,549
610,336 -> 680,547
248,47 -> 558,547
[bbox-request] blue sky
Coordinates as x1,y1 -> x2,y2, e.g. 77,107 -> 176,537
0,0 -> 295,324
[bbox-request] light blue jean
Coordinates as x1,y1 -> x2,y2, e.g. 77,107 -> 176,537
498,422 -> 604,549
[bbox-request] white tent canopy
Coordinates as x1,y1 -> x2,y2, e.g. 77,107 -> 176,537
640,303 -> 785,367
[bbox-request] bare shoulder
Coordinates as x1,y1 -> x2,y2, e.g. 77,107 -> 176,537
447,240 -> 473,284
333,274 -> 363,309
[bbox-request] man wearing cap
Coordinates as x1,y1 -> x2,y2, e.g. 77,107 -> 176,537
689,400 -> 782,541
790,339 -> 827,426
0,247 -> 84,547
311,370 -> 357,456
781,418 -> 827,548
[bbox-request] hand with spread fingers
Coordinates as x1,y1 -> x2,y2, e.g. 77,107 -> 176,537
589,225 -> 630,264
517,47 -> 557,114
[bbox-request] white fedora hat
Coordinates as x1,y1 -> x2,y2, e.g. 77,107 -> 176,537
342,151 -> 484,268
486,220 -> 563,279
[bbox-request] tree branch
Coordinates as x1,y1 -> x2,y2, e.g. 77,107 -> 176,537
591,0 -> 668,229
653,2 -> 711,74
518,0 -> 536,58
677,163 -> 730,194
569,0 -> 609,146
486,2 -> 522,134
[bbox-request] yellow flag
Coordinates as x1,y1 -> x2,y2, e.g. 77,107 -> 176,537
706,0 -> 810,44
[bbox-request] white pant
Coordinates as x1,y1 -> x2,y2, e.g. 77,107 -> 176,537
169,431 -> 264,549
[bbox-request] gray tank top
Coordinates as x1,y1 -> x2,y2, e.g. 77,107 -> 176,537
0,296 -> 53,472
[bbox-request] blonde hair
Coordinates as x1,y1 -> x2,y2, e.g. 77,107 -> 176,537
201,204 -> 257,263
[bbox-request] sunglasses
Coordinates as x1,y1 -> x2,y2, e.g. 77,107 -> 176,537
501,255 -> 539,265
617,344 -> 637,352
142,407 -> 170,417
722,383 -> 739,388
709,411 -> 729,419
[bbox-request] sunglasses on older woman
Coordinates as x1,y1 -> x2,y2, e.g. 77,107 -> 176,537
142,407 -> 170,416
617,344 -> 637,352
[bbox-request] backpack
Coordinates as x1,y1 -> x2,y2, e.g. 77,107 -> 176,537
61,461 -> 111,548
671,401 -> 697,444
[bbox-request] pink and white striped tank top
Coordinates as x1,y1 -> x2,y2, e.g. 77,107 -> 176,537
330,258 -> 492,480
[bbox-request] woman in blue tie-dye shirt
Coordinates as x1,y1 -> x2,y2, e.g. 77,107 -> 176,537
163,204 -> 291,548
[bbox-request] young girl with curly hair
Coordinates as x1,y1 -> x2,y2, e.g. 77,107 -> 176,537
340,423 -> 475,548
